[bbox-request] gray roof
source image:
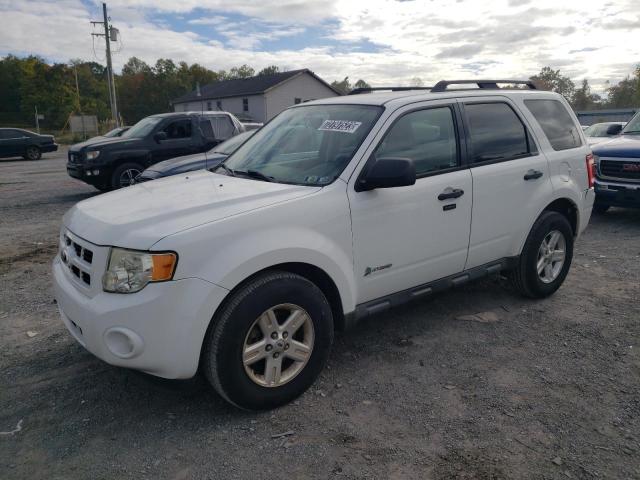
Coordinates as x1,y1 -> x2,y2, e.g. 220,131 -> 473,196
173,69 -> 340,104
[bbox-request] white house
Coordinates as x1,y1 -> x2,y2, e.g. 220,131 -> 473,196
172,69 -> 341,123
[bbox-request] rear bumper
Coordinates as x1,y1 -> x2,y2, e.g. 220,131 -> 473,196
594,179 -> 640,209
53,255 -> 229,379
578,188 -> 595,236
41,143 -> 58,153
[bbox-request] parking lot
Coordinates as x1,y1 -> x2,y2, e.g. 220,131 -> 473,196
1,148 -> 639,479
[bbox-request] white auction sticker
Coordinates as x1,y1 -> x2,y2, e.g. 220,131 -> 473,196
318,120 -> 362,133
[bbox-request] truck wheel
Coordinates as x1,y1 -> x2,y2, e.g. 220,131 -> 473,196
23,146 -> 41,160
202,271 -> 334,410
510,211 -> 573,299
111,163 -> 143,189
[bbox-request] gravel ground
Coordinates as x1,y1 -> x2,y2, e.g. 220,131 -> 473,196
1,149 -> 639,479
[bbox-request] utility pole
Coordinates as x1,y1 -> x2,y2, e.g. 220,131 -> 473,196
91,3 -> 120,127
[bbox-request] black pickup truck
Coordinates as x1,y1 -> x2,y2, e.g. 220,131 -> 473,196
67,112 -> 244,190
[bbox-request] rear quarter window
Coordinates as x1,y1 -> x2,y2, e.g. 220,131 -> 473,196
524,99 -> 582,151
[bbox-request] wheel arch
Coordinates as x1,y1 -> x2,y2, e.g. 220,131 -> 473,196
542,197 -> 579,236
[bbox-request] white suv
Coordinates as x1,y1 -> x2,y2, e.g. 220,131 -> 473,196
53,80 -> 595,410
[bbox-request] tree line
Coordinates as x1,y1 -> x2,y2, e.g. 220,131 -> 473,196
0,54 -> 638,130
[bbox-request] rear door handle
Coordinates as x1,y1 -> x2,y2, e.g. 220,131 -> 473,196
438,188 -> 464,201
524,169 -> 543,180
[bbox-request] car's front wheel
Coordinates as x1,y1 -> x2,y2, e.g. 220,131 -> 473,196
202,271 -> 334,410
510,211 -> 574,298
111,162 -> 143,189
23,145 -> 41,160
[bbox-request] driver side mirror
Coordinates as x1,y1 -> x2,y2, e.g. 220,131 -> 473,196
153,131 -> 168,143
356,157 -> 416,192
606,124 -> 622,136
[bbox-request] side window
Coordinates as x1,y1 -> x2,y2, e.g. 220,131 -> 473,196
163,119 -> 192,139
524,99 -> 582,150
465,103 -> 531,163
199,119 -> 214,138
210,116 -> 235,140
0,129 -> 21,139
375,107 -> 458,176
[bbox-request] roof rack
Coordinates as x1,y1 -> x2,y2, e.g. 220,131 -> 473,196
349,86 -> 433,95
431,80 -> 537,92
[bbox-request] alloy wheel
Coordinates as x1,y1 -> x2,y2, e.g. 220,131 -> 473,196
242,303 -> 314,388
119,168 -> 141,187
536,230 -> 566,284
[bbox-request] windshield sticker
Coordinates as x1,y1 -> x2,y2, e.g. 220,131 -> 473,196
318,120 -> 362,134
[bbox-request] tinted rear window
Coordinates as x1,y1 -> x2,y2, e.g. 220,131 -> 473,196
465,103 -> 531,163
524,99 -> 582,150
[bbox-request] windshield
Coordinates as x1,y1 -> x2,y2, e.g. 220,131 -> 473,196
211,130 -> 255,155
103,128 -> 123,138
622,112 -> 640,134
122,117 -> 162,139
584,123 -> 614,137
222,104 -> 382,186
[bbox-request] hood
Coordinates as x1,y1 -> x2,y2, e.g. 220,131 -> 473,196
592,134 -> 640,157
63,170 -> 320,249
69,136 -> 141,152
147,152 -> 209,173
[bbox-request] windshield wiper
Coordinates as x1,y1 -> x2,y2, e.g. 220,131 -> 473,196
622,130 -> 640,134
215,163 -> 235,176
235,169 -> 274,182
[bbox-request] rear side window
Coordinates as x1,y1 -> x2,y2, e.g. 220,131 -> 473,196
209,116 -> 235,140
375,107 -> 458,175
524,99 -> 582,150
163,119 -> 192,139
465,103 -> 531,163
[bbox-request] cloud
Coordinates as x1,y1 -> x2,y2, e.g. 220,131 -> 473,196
0,0 -> 638,96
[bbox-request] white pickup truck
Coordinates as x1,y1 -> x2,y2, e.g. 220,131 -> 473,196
53,80 -> 595,410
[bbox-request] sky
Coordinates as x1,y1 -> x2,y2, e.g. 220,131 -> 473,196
0,0 -> 638,94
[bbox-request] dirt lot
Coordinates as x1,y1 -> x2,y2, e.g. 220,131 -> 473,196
1,148 -> 639,479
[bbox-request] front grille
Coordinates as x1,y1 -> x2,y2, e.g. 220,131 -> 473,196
60,232 -> 94,287
599,159 -> 640,182
68,152 -> 81,164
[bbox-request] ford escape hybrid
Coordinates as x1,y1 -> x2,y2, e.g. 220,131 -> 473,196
53,80 -> 595,410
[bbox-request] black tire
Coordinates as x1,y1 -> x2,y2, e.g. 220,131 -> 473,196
23,145 -> 41,160
510,211 -> 574,299
94,184 -> 112,192
593,203 -> 610,214
202,271 -> 334,410
111,162 -> 144,189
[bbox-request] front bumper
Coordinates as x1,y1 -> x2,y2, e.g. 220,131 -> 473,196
66,162 -> 109,184
53,255 -> 229,379
594,179 -> 640,209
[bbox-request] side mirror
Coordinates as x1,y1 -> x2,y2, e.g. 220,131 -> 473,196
356,157 -> 416,192
606,124 -> 622,135
153,131 -> 168,143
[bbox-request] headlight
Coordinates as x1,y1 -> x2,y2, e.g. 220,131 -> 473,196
86,150 -> 100,161
102,248 -> 177,293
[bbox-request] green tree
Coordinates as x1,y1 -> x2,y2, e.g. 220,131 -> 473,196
353,79 -> 371,90
572,79 -> 602,110
331,76 -> 352,94
228,64 -> 255,79
258,65 -> 280,76
531,67 -> 576,102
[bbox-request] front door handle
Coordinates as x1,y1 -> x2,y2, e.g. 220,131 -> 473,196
438,187 -> 464,201
524,169 -> 543,180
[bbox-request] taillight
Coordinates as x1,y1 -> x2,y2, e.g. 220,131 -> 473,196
586,153 -> 596,188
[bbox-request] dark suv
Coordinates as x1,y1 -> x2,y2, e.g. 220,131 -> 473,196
592,111 -> 640,212
67,112 -> 244,190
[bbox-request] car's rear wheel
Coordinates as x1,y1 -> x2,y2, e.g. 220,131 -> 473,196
510,211 -> 574,298
111,163 -> 143,189
202,271 -> 334,410
24,146 -> 41,160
